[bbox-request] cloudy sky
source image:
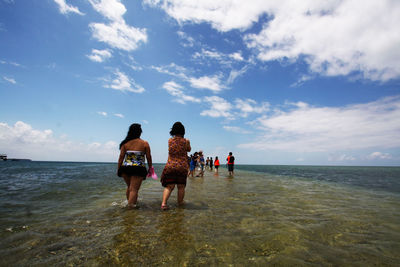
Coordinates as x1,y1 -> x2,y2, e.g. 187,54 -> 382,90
1,0 -> 399,165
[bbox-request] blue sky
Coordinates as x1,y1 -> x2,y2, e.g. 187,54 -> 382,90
1,0 -> 399,165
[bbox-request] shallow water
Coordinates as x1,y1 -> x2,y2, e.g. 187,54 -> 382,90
0,162 -> 399,266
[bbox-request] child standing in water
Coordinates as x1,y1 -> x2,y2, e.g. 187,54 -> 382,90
214,156 -> 220,175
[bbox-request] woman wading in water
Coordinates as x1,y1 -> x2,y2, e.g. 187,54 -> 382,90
117,123 -> 152,209
160,122 -> 191,210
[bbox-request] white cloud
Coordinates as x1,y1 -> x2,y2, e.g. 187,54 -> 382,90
124,55 -> 143,71
367,152 -> 392,160
142,120 -> 149,124
54,0 -> 84,15
152,63 -> 232,92
3,76 -> 16,84
193,48 -> 223,60
189,75 -> 225,92
89,22 -> 147,51
144,0 -> 265,32
200,96 -> 271,119
245,1 -> 400,82
104,70 -> 145,93
227,66 -> 249,84
89,0 -> 147,51
223,126 -> 251,134
151,63 -> 188,80
290,75 -> 314,87
0,121 -> 117,161
239,95 -> 400,152
114,113 -> 124,118
89,0 -> 125,22
97,111 -> 107,116
146,0 -> 400,81
229,52 -> 244,61
162,81 -> 201,104
1,60 -> 22,67
193,48 -> 245,66
235,98 -> 269,117
177,30 -> 195,47
87,49 -> 112,62
201,96 -> 233,118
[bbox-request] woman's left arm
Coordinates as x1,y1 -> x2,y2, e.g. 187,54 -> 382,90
145,141 -> 152,168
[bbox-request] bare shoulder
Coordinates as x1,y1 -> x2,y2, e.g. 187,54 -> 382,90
143,139 -> 150,147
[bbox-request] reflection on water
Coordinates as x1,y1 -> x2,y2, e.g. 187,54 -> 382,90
0,162 -> 399,265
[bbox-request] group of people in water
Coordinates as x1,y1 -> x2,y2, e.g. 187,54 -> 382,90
188,152 -> 221,177
117,122 -> 235,210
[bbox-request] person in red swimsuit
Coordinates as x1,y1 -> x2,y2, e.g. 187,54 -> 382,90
226,152 -> 235,176
214,156 -> 220,175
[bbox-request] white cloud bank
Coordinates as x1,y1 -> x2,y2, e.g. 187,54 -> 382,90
54,0 -> 84,15
239,95 -> 400,152
89,0 -> 147,51
146,0 -> 400,81
0,121 -> 117,162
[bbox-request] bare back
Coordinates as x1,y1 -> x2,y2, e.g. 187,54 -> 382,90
123,138 -> 148,152
118,138 -> 152,169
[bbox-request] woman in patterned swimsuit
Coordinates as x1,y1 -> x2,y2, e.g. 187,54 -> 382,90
160,122 -> 191,210
117,123 -> 152,209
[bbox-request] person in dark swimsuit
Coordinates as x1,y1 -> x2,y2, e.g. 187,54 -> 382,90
117,123 -> 152,208
226,152 -> 235,176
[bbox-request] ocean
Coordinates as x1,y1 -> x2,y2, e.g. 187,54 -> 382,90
0,161 -> 399,266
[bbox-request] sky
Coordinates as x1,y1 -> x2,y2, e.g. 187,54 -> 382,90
0,0 -> 400,165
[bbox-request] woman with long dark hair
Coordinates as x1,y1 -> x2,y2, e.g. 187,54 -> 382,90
160,122 -> 191,210
117,123 -> 152,208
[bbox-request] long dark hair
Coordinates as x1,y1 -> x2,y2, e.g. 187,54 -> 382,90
119,123 -> 142,149
169,121 -> 185,136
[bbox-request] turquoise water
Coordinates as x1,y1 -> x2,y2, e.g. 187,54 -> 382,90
0,161 -> 399,266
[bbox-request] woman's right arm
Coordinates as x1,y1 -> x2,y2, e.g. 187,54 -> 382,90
117,145 -> 126,171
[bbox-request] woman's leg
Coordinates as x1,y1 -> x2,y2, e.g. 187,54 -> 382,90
128,176 -> 143,207
122,174 -> 130,200
177,184 -> 185,205
161,184 -> 175,208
